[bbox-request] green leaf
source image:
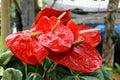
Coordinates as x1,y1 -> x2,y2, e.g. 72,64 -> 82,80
104,66 -> 113,71
26,73 -> 44,80
80,76 -> 99,80
62,76 -> 76,80
0,50 -> 13,65
46,65 -> 73,80
101,68 -> 113,80
6,56 -> 24,72
43,57 -> 52,69
5,56 -> 26,79
0,66 -> 4,76
70,0 -> 75,1
79,69 -> 104,80
2,68 -> 23,80
46,70 -> 57,80
79,68 -> 112,80
115,63 -> 120,74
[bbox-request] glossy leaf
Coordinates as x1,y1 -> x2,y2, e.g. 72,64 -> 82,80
42,57 -> 52,68
80,76 -> 98,80
46,65 -> 73,80
26,73 -> 44,80
2,68 -> 23,80
0,66 -> 4,76
79,68 -> 112,80
62,76 -> 76,80
101,68 -> 113,80
115,63 -> 120,74
0,50 -> 13,65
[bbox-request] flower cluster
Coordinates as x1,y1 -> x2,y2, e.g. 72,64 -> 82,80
6,8 -> 102,73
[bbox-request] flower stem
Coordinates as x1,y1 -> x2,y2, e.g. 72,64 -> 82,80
35,65 -> 39,73
70,69 -> 80,80
23,62 -> 28,78
43,62 -> 55,79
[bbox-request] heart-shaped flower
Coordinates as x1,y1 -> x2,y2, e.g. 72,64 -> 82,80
48,20 -> 102,73
67,20 -> 101,47
33,8 -> 71,26
32,15 -> 74,53
6,30 -> 49,65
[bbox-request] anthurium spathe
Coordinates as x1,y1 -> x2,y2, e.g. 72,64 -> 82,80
33,16 -> 74,53
6,30 -> 49,65
67,20 -> 101,47
48,42 -> 102,73
6,7 -> 102,73
5,11 -> 73,65
33,8 -> 71,26
48,20 -> 102,73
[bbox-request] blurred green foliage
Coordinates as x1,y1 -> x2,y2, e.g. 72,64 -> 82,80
0,50 -> 113,80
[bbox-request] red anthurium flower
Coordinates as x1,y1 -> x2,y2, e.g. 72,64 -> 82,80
67,20 -> 101,47
33,8 -> 71,26
6,8 -> 102,73
78,24 -> 91,30
31,11 -> 74,53
6,30 -> 49,65
48,42 -> 102,73
79,28 -> 101,47
34,16 -> 74,53
48,20 -> 102,73
31,16 -> 52,34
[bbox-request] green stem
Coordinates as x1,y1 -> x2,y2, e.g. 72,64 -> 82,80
75,75 -> 80,80
3,55 -> 13,65
23,62 -> 27,78
70,69 -> 74,75
70,69 -> 80,80
43,62 -> 55,79
0,63 -> 6,69
35,65 -> 39,73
